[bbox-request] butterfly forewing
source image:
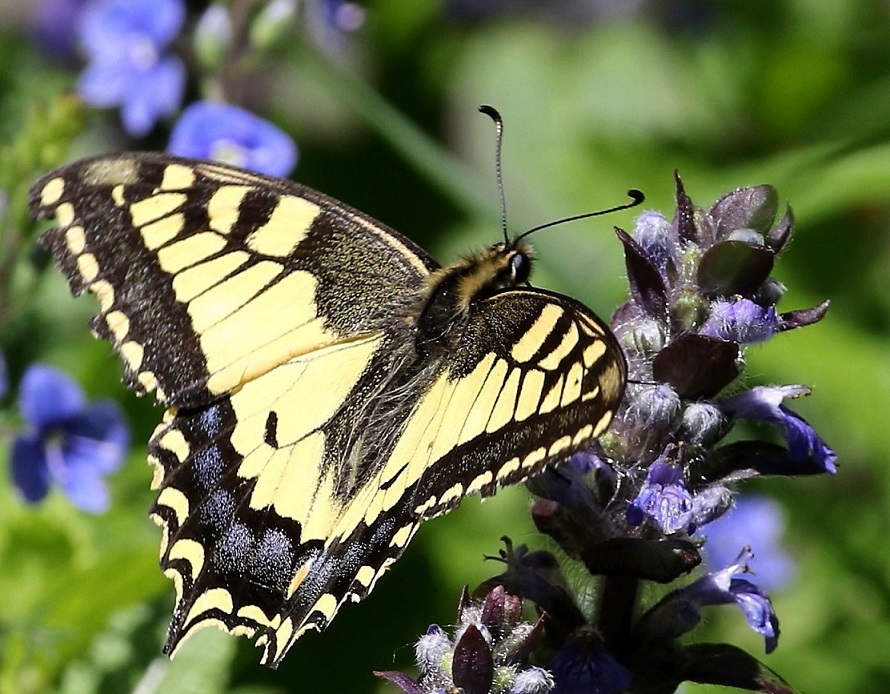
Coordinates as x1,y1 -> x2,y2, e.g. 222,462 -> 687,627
31,153 -> 436,407
29,152 -> 626,668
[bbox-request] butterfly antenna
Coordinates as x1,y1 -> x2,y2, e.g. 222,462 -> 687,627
516,189 -> 645,242
479,105 -> 510,244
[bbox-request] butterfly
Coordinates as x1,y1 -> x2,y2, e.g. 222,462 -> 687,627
29,147 -> 627,667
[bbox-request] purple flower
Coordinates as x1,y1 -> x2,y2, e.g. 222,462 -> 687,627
0,350 -> 7,399
627,461 -> 694,534
526,451 -> 606,513
31,0 -> 89,60
701,495 -> 796,592
683,548 -> 780,653
76,0 -> 186,136
721,385 -> 837,473
700,297 -> 778,343
168,101 -> 298,177
549,633 -> 631,694
11,365 -> 129,513
631,210 -> 673,275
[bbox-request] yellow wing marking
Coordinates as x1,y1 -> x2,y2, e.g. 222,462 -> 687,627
459,356 -> 508,445
156,486 -> 190,525
509,303 -> 562,363
158,163 -> 196,191
157,232 -> 227,274
246,195 -> 320,257
129,192 -> 187,228
205,185 -> 248,234
56,202 -> 75,227
538,321 -> 579,371
168,538 -> 206,578
141,216 -> 185,249
120,340 -> 145,371
40,176 -> 65,206
185,587 -> 234,628
583,340 -> 607,368
172,251 -> 251,303
77,253 -> 99,282
65,225 -> 85,254
486,367 -> 521,433
561,360 -> 584,407
515,369 -> 545,420
226,333 -> 383,541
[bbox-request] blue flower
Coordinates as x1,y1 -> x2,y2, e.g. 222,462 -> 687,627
11,365 -> 129,513
682,548 -> 780,653
76,0 -> 186,136
701,495 -> 796,592
168,101 -> 298,177
549,633 -> 631,694
31,0 -> 89,60
721,385 -> 837,473
527,451 -> 605,514
627,461 -> 694,534
700,297 -> 778,343
631,210 -> 673,275
0,350 -> 7,399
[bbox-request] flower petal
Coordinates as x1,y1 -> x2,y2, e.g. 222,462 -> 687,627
700,297 -> 777,343
627,461 -> 694,534
119,55 -> 185,136
18,364 -> 85,429
168,101 -> 297,177
549,633 -> 631,694
64,411 -> 129,479
58,453 -> 111,513
11,433 -> 52,503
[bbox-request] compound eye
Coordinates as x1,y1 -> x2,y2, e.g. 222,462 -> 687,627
510,252 -> 531,284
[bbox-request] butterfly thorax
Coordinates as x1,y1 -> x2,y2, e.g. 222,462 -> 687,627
415,239 -> 533,357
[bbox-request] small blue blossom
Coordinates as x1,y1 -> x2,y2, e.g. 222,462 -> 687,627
683,548 -> 780,653
700,297 -> 778,343
76,0 -> 186,136
549,633 -> 631,694
304,0 -> 366,53
0,350 -> 7,399
627,461 -> 694,534
701,495 -> 796,592
168,101 -> 298,177
721,385 -> 837,473
321,0 -> 367,32
11,364 -> 129,513
31,0 -> 89,60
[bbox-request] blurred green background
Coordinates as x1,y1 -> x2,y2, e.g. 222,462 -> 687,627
1,1 -> 889,692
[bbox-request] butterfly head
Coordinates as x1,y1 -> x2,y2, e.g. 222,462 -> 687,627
453,237 -> 535,307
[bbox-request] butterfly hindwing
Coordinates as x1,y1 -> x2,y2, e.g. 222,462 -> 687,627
414,288 -> 625,517
30,152 -> 627,668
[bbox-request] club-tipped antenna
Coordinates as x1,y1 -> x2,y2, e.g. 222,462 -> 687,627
478,105 -> 510,244
515,189 -> 645,242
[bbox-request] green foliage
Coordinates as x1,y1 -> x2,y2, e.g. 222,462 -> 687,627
1,2 -> 887,692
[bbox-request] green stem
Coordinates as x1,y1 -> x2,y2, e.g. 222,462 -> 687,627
292,42 -> 497,222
